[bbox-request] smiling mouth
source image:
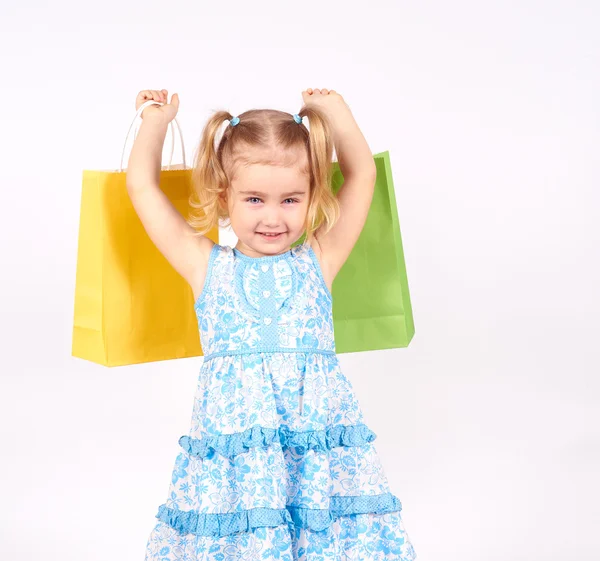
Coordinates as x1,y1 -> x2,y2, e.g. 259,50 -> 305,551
257,232 -> 285,237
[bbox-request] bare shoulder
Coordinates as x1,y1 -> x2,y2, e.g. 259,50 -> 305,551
306,237 -> 334,295
189,235 -> 217,301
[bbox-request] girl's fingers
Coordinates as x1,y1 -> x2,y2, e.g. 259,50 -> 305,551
135,89 -> 177,114
136,91 -> 150,109
305,87 -> 340,97
305,87 -> 335,96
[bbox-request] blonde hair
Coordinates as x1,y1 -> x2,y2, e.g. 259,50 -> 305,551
187,106 -> 340,246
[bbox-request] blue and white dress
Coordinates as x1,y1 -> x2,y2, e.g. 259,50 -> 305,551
144,242 -> 416,560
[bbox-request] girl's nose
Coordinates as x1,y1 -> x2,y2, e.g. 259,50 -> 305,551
262,211 -> 281,227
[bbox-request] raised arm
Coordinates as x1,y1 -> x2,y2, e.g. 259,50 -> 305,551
126,90 -> 214,300
303,89 -> 377,284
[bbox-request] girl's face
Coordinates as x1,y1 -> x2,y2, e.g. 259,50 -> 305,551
224,162 -> 310,258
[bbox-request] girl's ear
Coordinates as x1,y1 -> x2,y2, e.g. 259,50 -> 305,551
217,189 -> 228,212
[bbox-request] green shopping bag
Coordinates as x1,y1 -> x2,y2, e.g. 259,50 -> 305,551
301,150 -> 415,353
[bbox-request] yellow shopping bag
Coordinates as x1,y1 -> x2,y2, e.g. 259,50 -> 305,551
72,105 -> 218,367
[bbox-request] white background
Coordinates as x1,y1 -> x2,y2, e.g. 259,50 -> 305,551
1,1 -> 598,560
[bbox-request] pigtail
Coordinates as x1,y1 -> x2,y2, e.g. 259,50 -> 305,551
188,111 -> 233,236
299,106 -> 341,246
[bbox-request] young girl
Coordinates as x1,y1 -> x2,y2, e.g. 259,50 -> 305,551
127,88 -> 416,561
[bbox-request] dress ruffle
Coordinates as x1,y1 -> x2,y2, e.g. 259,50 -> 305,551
157,491 -> 401,537
156,503 -> 293,537
287,492 -> 402,532
178,422 -> 377,459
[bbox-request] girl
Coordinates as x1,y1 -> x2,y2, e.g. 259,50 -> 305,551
127,88 -> 416,561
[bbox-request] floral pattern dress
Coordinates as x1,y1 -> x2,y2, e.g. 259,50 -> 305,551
144,242 -> 417,561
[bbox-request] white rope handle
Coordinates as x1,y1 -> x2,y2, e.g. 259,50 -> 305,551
119,99 -> 187,172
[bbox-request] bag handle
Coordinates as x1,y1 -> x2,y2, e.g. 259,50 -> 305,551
119,99 -> 187,172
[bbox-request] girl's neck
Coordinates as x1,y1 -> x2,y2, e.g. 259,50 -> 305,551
233,243 -> 293,261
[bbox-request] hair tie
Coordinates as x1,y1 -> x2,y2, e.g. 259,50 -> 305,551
293,113 -> 302,124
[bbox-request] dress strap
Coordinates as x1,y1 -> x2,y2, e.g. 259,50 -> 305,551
194,243 -> 224,307
299,243 -> 332,301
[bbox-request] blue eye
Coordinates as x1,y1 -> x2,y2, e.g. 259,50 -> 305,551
246,197 -> 298,204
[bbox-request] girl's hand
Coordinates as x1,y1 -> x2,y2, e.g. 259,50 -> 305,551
301,88 -> 351,117
135,89 -> 180,124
